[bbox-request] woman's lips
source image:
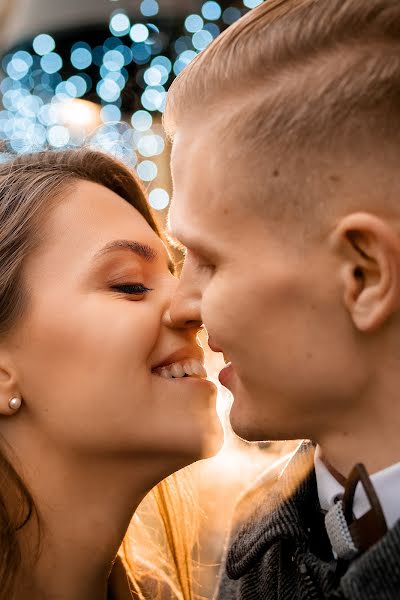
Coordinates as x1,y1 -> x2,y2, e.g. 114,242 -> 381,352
153,358 -> 207,379
218,362 -> 234,387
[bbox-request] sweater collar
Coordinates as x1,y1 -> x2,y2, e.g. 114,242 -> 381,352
226,441 -> 318,580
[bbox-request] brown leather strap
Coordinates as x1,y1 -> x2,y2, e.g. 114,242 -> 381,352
321,455 -> 347,487
342,463 -> 388,553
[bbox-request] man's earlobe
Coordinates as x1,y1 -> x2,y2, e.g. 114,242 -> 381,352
330,212 -> 400,332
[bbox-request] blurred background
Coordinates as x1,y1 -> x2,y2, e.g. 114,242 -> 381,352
0,1 -> 294,597
0,0 -> 263,210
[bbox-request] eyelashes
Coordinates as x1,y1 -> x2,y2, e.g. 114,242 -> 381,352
111,283 -> 153,296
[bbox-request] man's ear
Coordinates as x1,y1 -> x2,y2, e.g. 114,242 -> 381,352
330,212 -> 400,332
0,351 -> 22,416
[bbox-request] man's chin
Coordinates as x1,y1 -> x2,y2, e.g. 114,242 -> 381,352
229,401 -> 268,441
230,417 -> 271,443
229,395 -> 294,443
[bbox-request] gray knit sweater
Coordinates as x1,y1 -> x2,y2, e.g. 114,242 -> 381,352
216,443 -> 400,600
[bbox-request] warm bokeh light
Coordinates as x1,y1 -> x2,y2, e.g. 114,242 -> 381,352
56,98 -> 101,135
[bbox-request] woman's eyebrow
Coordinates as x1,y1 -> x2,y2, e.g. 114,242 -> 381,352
92,239 -> 175,272
93,240 -> 158,263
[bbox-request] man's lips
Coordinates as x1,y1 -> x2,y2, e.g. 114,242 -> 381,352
218,362 -> 234,387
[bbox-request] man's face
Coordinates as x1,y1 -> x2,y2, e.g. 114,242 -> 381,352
169,126 -> 363,442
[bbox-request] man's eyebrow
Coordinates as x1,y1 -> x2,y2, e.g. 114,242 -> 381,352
93,240 -> 157,263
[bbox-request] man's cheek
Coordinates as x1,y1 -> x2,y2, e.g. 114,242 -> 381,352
202,290 -> 224,331
204,289 -> 238,339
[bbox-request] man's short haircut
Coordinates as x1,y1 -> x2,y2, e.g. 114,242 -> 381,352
164,0 -> 400,225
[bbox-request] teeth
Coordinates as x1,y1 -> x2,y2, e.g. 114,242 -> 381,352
160,369 -> 172,379
183,360 -> 194,375
189,359 -> 207,378
171,363 -> 185,378
155,359 -> 207,379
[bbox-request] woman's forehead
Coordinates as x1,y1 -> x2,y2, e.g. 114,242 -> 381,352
26,179 -> 166,273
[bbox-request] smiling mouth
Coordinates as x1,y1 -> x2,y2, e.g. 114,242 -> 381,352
152,358 -> 207,380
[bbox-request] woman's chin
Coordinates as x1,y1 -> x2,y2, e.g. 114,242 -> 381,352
160,417 -> 223,477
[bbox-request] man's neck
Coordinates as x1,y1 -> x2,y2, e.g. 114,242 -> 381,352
316,417 -> 400,477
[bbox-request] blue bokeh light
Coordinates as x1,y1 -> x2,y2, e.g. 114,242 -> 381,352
137,133 -> 165,157
109,13 -> 131,37
0,1 -> 266,157
67,75 -> 88,97
131,109 -> 153,131
140,0 -> 159,17
243,0 -> 263,7
149,188 -> 170,210
151,55 -> 172,73
48,125 -> 70,147
40,52 -> 63,74
137,159 -> 158,181
103,49 -> 125,72
130,24 -> 149,43
97,78 -> 121,103
185,14 -> 204,33
141,86 -> 166,112
71,46 -> 92,70
201,1 -> 222,21
55,80 -> 77,100
192,30 -> 213,51
223,7 -> 242,24
32,34 -> 55,56
131,43 -> 151,64
173,50 -> 197,76
100,104 -> 122,123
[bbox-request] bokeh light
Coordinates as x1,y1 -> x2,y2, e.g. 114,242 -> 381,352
223,7 -> 242,24
149,188 -> 169,210
130,24 -> 149,43
0,0 -> 265,208
243,0 -> 263,7
109,12 -> 131,37
140,0 -> 159,17
202,2 -> 223,21
40,52 -> 63,74
32,34 -> 56,56
71,45 -> 92,70
101,104 -> 122,123
185,14 -> 204,33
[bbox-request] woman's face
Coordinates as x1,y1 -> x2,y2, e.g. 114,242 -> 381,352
8,180 -> 217,472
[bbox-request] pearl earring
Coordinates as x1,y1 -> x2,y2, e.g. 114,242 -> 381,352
8,397 -> 22,411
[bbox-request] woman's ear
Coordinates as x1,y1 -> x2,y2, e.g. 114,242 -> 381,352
330,212 -> 400,332
0,352 -> 22,416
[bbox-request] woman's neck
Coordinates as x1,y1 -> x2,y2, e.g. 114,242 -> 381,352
12,448 -> 168,600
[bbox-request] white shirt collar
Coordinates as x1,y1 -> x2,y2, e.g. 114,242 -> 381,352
314,445 -> 400,529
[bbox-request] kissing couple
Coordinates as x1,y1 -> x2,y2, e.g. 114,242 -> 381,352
0,1 -> 399,599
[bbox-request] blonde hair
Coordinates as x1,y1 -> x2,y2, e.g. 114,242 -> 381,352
0,149 -> 196,600
122,470 -> 199,600
164,0 -> 400,222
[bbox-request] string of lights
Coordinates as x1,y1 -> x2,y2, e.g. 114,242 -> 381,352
0,0 -> 264,211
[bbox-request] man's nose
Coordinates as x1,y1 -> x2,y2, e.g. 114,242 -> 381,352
163,275 -> 202,330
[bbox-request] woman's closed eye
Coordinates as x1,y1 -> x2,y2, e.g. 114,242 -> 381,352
111,283 -> 153,296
